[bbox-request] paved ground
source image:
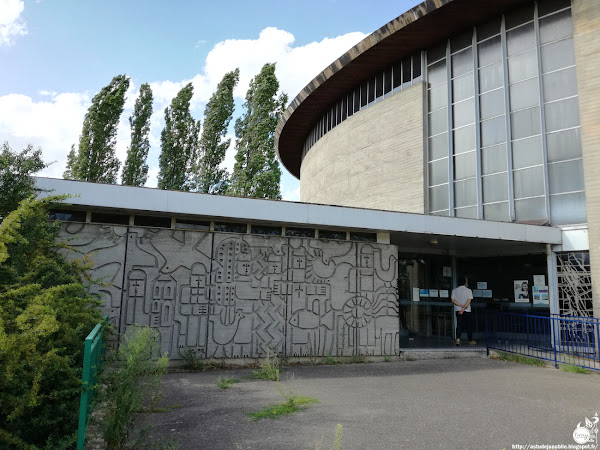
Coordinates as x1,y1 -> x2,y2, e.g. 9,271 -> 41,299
131,357 -> 600,450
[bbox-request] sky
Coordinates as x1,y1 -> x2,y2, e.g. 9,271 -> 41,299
0,0 -> 422,201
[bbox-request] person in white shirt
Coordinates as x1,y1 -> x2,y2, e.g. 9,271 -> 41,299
451,277 -> 476,346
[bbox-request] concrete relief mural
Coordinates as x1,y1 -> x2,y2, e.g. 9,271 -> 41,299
121,228 -> 213,359
60,224 -> 399,359
58,223 -> 127,329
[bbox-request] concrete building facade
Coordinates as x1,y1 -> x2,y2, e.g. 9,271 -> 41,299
40,0 -> 599,358
276,0 -> 597,321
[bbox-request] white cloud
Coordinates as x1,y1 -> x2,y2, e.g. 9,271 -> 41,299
0,0 -> 27,46
0,92 -> 90,177
0,27 -> 366,191
282,184 -> 300,202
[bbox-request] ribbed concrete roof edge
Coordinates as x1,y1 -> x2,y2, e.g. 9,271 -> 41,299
275,0 -> 452,176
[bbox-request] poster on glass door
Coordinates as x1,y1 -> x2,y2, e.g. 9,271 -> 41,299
514,280 -> 530,302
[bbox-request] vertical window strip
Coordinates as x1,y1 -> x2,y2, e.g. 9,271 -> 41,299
501,14 -> 516,221
534,1 -> 551,222
446,39 -> 455,215
473,28 -> 483,219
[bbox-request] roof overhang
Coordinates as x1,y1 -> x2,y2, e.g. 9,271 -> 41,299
275,0 -> 531,178
36,178 -> 562,256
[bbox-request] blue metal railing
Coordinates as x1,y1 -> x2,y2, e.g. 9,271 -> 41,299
486,312 -> 600,371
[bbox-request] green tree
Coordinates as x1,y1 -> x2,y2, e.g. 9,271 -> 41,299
158,82 -> 200,191
0,195 -> 102,449
194,69 -> 239,194
122,83 -> 153,186
227,63 -> 287,199
64,74 -> 130,184
63,144 -> 78,180
0,142 -> 47,221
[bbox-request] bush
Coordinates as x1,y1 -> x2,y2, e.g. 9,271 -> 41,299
98,325 -> 168,449
0,196 -> 102,449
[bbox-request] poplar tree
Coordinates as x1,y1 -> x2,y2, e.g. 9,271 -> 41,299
157,83 -> 200,191
122,83 -> 153,186
64,74 -> 130,183
194,69 -> 239,194
227,63 -> 287,199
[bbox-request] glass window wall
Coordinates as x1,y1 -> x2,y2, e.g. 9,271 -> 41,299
424,0 -> 583,226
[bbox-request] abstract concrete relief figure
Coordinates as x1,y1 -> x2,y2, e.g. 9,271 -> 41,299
208,234 -> 286,359
58,223 -> 127,328
121,228 -> 213,359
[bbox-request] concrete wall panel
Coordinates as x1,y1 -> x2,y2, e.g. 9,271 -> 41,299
573,0 -> 600,317
300,82 -> 425,214
58,223 -> 127,329
60,224 -> 400,359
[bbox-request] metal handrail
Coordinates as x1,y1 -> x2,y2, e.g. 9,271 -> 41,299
76,318 -> 107,450
485,311 -> 599,372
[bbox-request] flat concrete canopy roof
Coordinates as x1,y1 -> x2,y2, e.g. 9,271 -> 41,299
37,178 -> 561,257
275,0 -> 531,178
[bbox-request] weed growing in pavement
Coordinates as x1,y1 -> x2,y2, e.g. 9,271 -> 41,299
98,326 -> 168,449
492,351 -> 545,367
217,377 -> 240,389
325,356 -> 341,365
246,349 -> 281,381
561,364 -> 590,374
247,372 -> 319,420
332,424 -> 343,450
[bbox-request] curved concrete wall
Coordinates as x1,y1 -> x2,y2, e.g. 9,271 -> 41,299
300,82 -> 425,214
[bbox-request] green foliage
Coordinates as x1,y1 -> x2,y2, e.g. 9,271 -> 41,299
383,356 -> 391,362
158,83 -> 201,191
217,377 -> 239,389
247,371 -> 319,421
325,356 -> 341,366
227,63 -> 287,199
346,355 -> 367,364
493,351 -> 546,367
246,396 -> 319,421
0,142 -> 47,221
182,348 -> 207,371
65,74 -> 130,183
561,364 -> 590,374
122,83 -> 154,186
0,196 -> 102,449
246,351 -> 280,381
332,424 -> 343,450
195,69 -> 239,194
98,325 -> 168,450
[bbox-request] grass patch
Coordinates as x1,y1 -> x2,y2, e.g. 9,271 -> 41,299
346,355 -> 367,364
383,356 -> 391,362
246,351 -> 281,381
325,356 -> 341,365
561,364 -> 590,374
332,424 -> 343,450
492,351 -> 545,367
246,396 -> 320,421
217,377 -> 240,389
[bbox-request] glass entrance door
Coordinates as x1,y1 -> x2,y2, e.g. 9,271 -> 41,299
397,254 -> 455,348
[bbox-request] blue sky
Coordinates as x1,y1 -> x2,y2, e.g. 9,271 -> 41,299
0,0 -> 421,199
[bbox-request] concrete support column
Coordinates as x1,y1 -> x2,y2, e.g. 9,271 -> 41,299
547,244 -> 559,316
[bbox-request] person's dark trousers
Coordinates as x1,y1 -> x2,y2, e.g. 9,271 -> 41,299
455,311 -> 473,341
